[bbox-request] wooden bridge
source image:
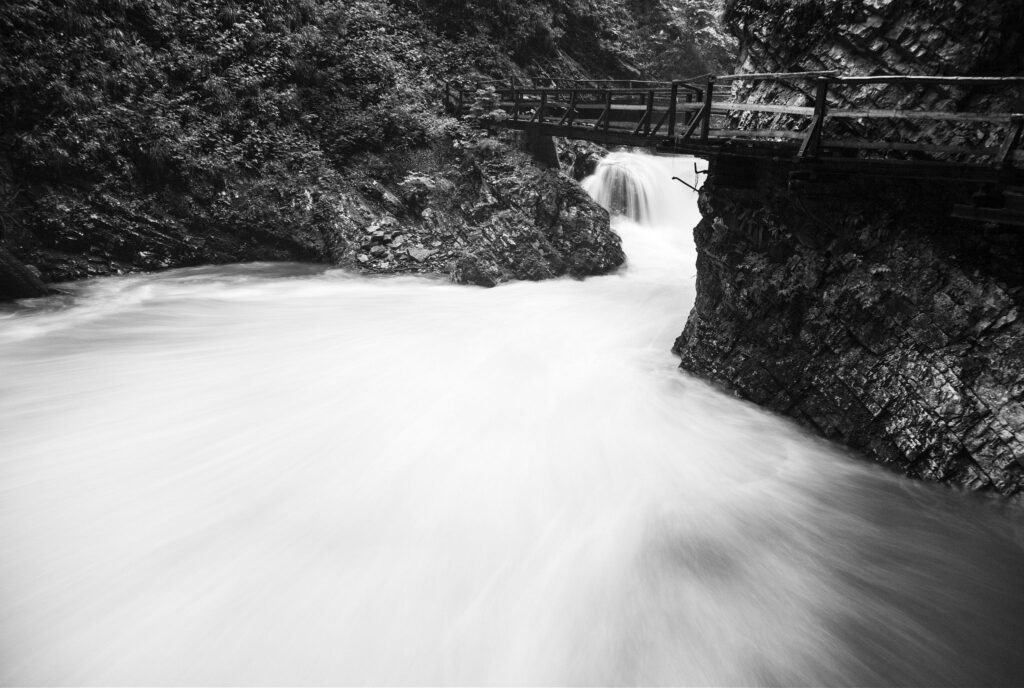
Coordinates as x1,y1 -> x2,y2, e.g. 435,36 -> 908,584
444,72 -> 1024,225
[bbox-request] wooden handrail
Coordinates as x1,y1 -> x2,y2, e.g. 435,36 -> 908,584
709,70 -> 840,82
833,75 -> 1024,85
457,72 -> 1024,93
445,71 -> 1024,175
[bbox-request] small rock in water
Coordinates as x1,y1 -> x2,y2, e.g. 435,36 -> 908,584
407,247 -> 436,263
357,254 -> 370,264
370,245 -> 387,257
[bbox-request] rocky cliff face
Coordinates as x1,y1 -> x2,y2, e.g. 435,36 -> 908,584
338,132 -> 623,288
676,0 -> 1024,498
725,0 -> 1024,79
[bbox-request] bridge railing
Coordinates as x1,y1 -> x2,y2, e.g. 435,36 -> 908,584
720,74 -> 1024,165
444,73 -> 1024,170
476,76 -> 674,90
444,78 -> 705,141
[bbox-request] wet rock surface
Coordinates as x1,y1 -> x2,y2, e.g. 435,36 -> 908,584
338,131 -> 622,287
676,171 -> 1024,498
3,128 -> 622,294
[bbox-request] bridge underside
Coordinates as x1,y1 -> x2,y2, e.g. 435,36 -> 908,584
503,118 -> 1024,187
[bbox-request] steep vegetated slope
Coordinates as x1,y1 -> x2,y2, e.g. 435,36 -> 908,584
676,0 -> 1024,498
0,0 -> 729,296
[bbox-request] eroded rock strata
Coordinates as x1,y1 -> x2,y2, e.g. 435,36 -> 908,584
676,170 -> 1024,497
677,0 -> 1024,496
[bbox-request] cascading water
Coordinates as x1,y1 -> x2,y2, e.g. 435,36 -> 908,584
582,151 -> 669,224
2,153 -> 1024,686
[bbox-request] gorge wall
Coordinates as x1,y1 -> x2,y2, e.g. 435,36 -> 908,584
676,0 -> 1024,497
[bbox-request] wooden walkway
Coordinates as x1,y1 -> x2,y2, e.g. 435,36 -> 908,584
445,72 -> 1024,224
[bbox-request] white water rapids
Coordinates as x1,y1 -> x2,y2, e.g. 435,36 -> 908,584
2,152 -> 1024,686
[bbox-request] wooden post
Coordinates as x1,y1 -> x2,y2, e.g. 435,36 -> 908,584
996,114 -> 1024,168
701,76 -> 715,142
798,77 -> 830,159
604,90 -> 612,139
539,91 -> 547,124
567,90 -> 578,127
668,82 -> 679,138
512,88 -> 520,122
644,89 -> 654,136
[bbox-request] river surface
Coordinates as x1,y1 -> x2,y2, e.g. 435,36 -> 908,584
2,153 -> 1024,686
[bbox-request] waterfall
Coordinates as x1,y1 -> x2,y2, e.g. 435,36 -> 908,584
1,153 -> 1023,686
582,151 -> 697,226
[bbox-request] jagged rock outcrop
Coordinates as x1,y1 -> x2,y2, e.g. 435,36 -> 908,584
676,0 -> 1024,497
350,132 -> 622,287
676,171 -> 1024,497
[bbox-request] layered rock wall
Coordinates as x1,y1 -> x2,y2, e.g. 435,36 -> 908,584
676,0 -> 1024,497
676,168 -> 1024,497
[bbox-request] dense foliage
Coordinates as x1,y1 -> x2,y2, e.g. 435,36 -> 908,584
1,0 -> 456,255
0,0 -> 734,281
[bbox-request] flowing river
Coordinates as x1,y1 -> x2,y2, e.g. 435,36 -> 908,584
2,153 -> 1023,686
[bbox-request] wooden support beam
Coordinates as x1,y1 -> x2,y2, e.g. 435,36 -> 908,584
996,115 -> 1024,168
632,113 -> 648,136
700,76 -> 715,143
559,90 -> 577,127
680,101 -> 709,141
798,77 -> 829,159
650,108 -> 670,136
604,90 -> 612,141
631,92 -> 651,136
645,89 -> 654,136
